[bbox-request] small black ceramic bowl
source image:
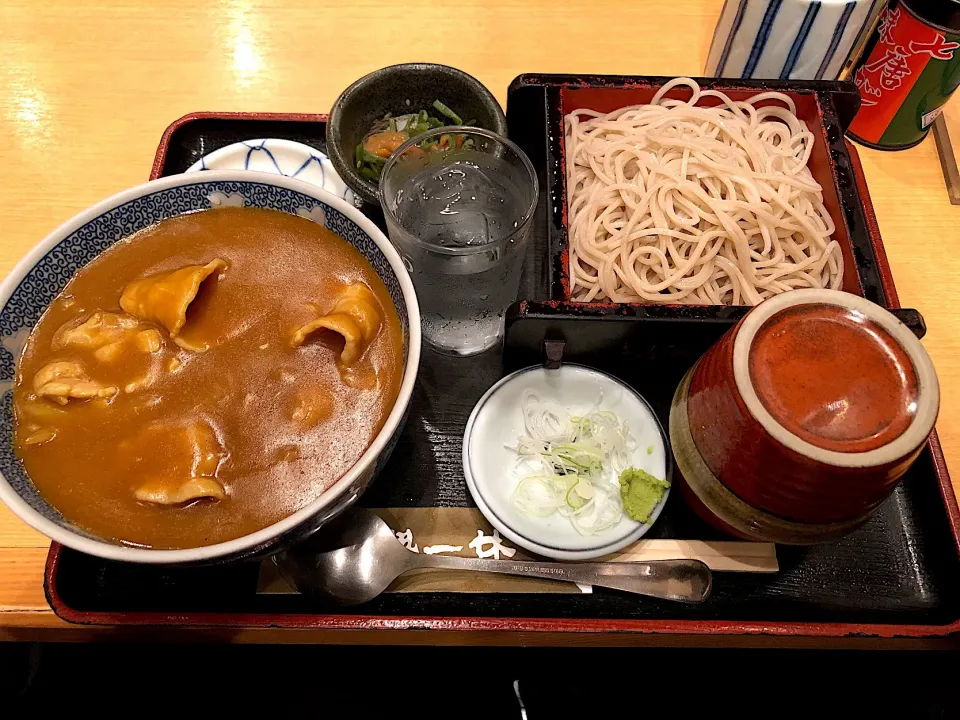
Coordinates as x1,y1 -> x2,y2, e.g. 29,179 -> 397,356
327,63 -> 508,206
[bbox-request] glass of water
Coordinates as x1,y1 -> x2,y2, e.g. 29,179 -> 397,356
379,127 -> 538,356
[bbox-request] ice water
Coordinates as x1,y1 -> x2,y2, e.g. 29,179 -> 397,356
387,150 -> 532,355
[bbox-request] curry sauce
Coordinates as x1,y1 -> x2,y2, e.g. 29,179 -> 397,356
14,207 -> 404,549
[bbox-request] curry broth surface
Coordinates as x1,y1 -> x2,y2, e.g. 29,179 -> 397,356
14,207 -> 404,549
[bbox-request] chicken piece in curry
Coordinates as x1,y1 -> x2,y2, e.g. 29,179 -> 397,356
13,207 -> 404,549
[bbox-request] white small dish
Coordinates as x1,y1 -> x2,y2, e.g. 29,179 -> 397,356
186,138 -> 359,206
463,364 -> 671,560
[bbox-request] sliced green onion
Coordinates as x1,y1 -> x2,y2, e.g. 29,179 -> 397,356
509,390 -> 638,535
566,484 -> 588,510
513,475 -> 568,517
573,476 -> 595,499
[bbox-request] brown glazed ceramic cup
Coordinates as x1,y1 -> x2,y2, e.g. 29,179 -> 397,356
670,289 -> 939,544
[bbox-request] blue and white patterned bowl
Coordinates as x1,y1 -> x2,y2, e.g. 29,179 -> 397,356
0,170 -> 421,565
186,138 -> 360,208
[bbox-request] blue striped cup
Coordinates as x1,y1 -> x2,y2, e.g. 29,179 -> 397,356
705,0 -> 883,80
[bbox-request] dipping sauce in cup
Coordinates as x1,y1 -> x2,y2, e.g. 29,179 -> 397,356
670,289 -> 939,544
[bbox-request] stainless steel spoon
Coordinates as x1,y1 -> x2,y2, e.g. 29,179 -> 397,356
275,508 -> 713,605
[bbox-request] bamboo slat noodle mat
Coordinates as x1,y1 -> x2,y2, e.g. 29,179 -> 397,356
258,507 -> 778,595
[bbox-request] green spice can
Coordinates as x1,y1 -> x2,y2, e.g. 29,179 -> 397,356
848,0 -> 960,150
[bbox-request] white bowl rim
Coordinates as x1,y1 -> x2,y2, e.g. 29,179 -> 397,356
462,364 -> 672,561
0,169 -> 421,564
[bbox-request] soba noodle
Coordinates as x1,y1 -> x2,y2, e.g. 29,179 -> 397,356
564,77 -> 843,305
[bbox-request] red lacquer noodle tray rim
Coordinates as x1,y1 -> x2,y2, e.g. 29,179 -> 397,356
41,111 -> 960,641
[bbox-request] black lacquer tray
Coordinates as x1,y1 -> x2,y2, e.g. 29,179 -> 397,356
44,79 -> 960,641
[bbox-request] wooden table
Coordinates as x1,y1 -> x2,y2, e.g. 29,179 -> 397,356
0,0 -> 958,642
